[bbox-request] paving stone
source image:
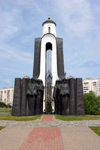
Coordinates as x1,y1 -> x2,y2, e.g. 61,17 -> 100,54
0,126 -> 32,150
61,126 -> 100,150
42,115 -> 53,121
0,115 -> 100,150
19,127 -> 64,150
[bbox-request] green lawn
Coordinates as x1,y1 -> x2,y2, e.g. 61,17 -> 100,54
0,126 -> 5,130
55,115 -> 100,121
0,108 -> 12,112
0,114 -> 41,121
90,126 -> 100,136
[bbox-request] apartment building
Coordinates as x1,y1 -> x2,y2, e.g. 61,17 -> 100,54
83,78 -> 100,96
0,87 -> 14,105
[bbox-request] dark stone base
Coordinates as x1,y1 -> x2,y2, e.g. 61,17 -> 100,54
53,78 -> 85,115
12,77 -> 85,116
12,78 -> 44,116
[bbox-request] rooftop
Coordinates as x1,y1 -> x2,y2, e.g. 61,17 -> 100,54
42,17 -> 56,26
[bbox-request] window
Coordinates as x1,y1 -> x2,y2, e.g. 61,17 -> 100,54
84,82 -> 89,84
48,27 -> 51,33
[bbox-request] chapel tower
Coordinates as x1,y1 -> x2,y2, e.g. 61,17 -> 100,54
33,17 -> 65,111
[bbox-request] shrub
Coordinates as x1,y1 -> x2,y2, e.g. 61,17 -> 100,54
84,91 -> 99,115
0,102 -> 8,108
7,104 -> 12,108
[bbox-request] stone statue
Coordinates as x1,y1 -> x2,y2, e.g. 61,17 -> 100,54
27,78 -> 37,115
54,81 -> 62,114
60,79 -> 70,115
27,78 -> 44,115
53,87 -> 57,114
54,79 -> 70,115
36,80 -> 44,114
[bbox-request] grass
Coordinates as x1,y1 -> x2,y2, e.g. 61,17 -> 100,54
55,114 -> 100,121
95,110 -> 100,115
0,126 -> 5,130
0,114 -> 41,121
0,108 -> 12,112
90,126 -> 100,136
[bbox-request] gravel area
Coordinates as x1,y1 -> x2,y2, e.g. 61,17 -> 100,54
0,118 -> 100,127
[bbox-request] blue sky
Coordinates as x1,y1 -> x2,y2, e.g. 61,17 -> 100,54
0,0 -> 100,88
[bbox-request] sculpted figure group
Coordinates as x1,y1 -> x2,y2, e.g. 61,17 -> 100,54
12,77 -> 85,116
54,79 -> 70,115
27,78 -> 44,115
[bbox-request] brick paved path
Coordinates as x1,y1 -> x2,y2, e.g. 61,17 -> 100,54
42,115 -> 53,121
19,127 -> 64,150
0,115 -> 100,150
19,115 -> 64,150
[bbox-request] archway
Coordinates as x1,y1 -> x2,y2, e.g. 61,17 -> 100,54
45,42 -> 53,113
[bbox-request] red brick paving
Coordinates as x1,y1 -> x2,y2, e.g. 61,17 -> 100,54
19,115 -> 64,150
42,115 -> 53,121
19,127 -> 64,150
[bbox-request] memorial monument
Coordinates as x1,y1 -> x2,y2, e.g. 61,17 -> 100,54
12,17 -> 85,116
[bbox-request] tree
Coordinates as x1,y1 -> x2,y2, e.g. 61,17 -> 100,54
84,91 -> 99,115
97,96 -> 100,108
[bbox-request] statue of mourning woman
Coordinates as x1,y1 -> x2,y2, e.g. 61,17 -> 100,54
54,79 -> 70,115
27,78 -> 44,115
60,79 -> 70,115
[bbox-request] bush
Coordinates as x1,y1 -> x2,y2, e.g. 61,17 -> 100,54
84,91 -> 99,115
7,104 -> 12,108
0,102 -> 8,108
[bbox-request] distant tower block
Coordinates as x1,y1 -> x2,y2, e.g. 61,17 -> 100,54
33,18 -> 65,111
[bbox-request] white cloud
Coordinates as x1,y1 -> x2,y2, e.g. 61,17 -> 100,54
53,0 -> 93,37
0,5 -> 34,63
0,45 -> 33,63
0,0 -> 45,63
0,10 -> 19,43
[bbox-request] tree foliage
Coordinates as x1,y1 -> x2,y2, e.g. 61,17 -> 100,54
84,91 -> 99,115
97,96 -> 100,107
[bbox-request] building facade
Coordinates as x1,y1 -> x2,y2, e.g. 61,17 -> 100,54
83,78 -> 100,96
0,87 -> 14,106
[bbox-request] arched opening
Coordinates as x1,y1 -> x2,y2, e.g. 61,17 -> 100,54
45,42 -> 52,113
46,42 -> 52,81
46,42 -> 52,50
